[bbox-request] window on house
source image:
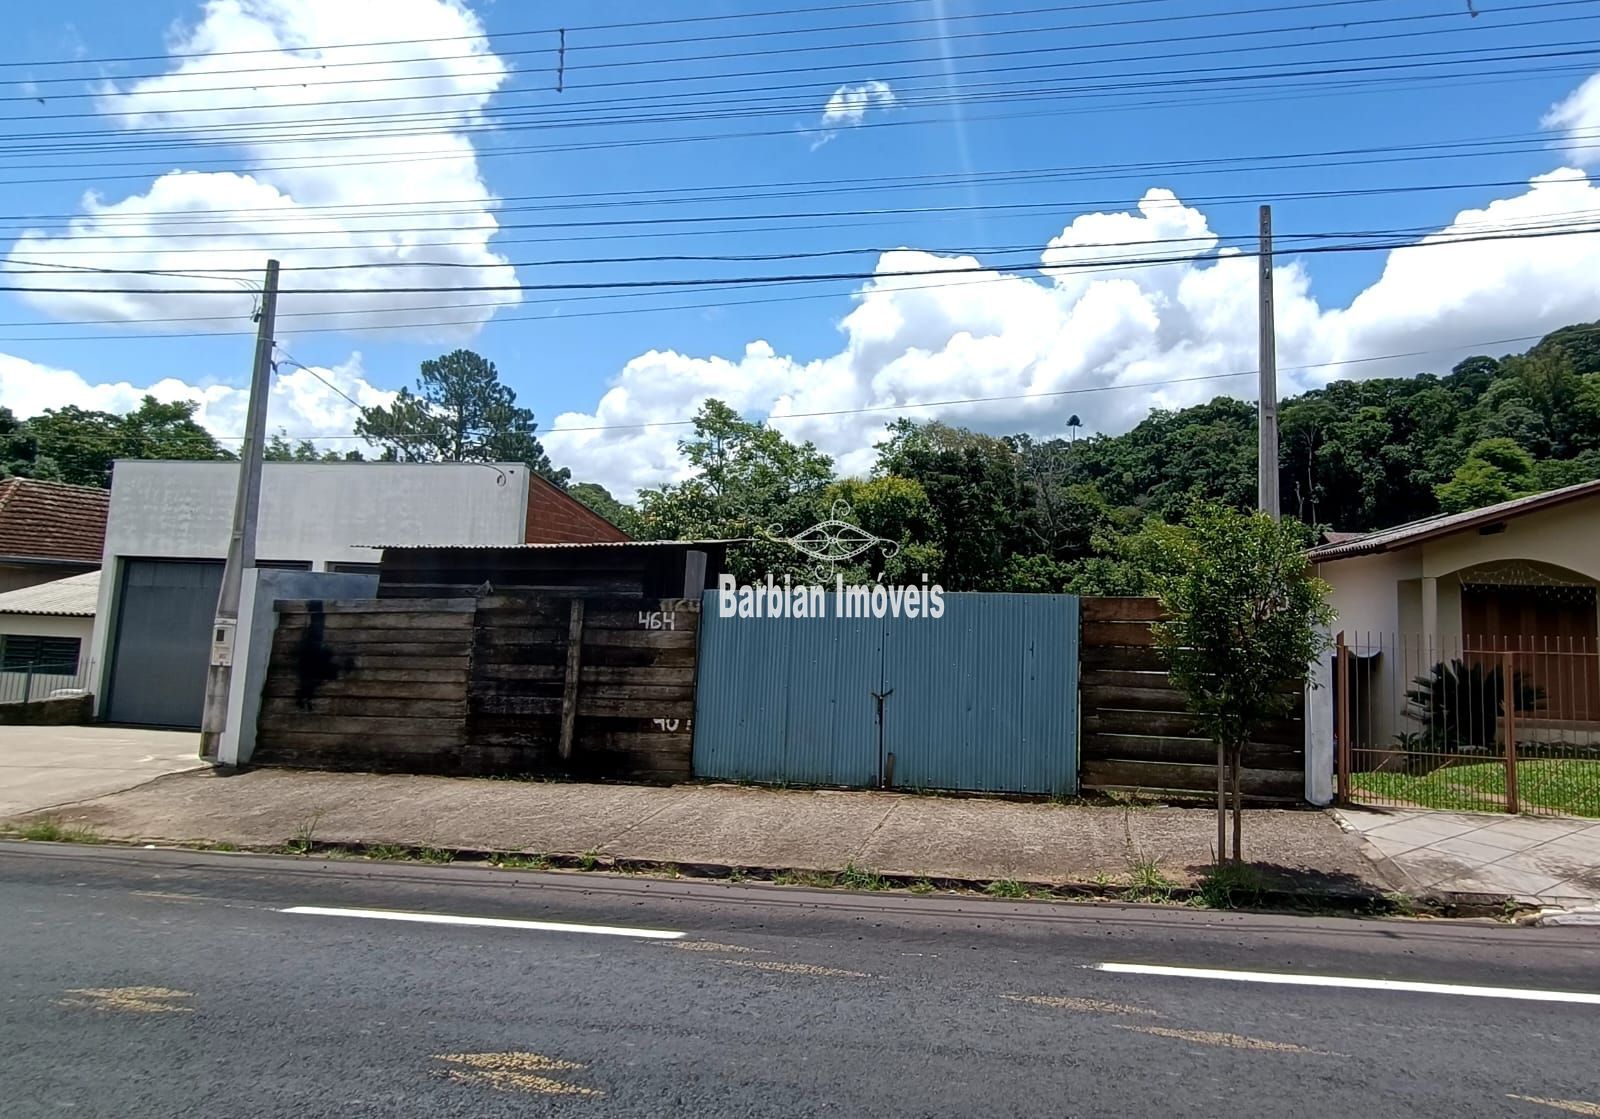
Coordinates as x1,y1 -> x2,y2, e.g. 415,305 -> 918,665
326,562 -> 381,575
256,560 -> 314,571
1,634 -> 81,674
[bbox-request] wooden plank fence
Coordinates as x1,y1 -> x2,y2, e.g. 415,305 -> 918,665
254,595 -> 699,780
1078,597 -> 1305,800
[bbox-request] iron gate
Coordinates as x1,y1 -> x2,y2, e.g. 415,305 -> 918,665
692,592 -> 1079,795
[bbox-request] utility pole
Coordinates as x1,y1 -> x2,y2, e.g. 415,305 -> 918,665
1257,205 -> 1280,520
198,259 -> 279,760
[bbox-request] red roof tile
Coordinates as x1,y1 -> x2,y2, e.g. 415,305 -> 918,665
0,478 -> 109,565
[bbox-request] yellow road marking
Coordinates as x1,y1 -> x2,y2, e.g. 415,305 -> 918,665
720,959 -> 871,979
432,1052 -> 600,1097
56,986 -> 194,1014
1509,1095 -> 1600,1116
668,940 -> 760,954
1003,994 -> 1156,1016
1115,1025 -> 1331,1055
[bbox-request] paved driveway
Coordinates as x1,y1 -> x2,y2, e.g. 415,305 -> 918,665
1337,807 -> 1600,905
0,726 -> 202,818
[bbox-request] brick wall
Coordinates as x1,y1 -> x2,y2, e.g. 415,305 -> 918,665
525,475 -> 630,544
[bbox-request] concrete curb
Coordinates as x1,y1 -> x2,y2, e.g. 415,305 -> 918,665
1515,903 -> 1600,927
3,826 -> 1515,918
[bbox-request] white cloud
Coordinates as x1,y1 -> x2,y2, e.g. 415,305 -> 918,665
3,0 -> 517,338
544,168 -> 1600,500
0,349 -> 393,453
812,80 -> 895,148
1543,72 -> 1600,166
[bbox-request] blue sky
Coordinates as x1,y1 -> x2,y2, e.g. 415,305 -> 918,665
2,0 -> 1599,494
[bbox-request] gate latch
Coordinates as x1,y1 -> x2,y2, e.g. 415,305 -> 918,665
870,687 -> 894,722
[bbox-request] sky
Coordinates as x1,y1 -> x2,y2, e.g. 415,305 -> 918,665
1,0 -> 1599,498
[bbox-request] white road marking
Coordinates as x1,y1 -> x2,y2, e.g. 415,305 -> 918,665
281,905 -> 685,940
1094,963 -> 1600,1005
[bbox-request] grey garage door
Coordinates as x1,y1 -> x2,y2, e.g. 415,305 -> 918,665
105,559 -> 224,727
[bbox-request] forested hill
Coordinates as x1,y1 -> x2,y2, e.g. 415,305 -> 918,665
1055,320 -> 1600,534
602,321 -> 1600,593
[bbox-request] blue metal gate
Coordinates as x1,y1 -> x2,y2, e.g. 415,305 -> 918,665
693,592 -> 1079,795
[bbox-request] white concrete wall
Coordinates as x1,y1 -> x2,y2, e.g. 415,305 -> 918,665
221,569 -> 379,766
1420,498 -> 1600,584
1317,548 -> 1420,640
88,461 -> 531,716
103,460 -> 531,565
0,613 -> 94,703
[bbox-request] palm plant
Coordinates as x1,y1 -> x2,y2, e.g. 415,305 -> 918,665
1403,659 -> 1543,759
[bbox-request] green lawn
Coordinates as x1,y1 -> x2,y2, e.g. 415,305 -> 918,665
1351,760 -> 1600,818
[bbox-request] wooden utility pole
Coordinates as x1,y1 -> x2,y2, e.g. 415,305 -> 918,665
199,259 -> 279,760
1257,205 -> 1280,519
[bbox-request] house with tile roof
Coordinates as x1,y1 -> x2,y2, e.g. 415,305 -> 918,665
0,478 -> 110,593
1308,478 -> 1600,760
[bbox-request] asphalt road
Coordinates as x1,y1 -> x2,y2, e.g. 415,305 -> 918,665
3,842 -> 1597,1119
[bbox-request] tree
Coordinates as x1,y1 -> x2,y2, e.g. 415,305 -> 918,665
875,419 -> 1030,589
24,396 -> 231,487
0,406 -> 57,480
1149,506 -> 1333,864
634,400 -> 834,581
263,431 -> 364,463
1434,437 -> 1538,513
822,475 -> 942,584
355,349 -> 568,484
568,481 -> 643,537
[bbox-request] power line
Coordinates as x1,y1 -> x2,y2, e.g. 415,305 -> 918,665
11,204 -> 1599,279
202,333 -> 1556,444
0,0 -> 1409,105
6,0 -> 1586,136
0,0 -> 994,70
2,216 -> 1596,347
14,8 -> 1568,160
7,211 -> 1600,299
6,128 -> 1594,245
8,20 -> 1590,169
1,59 -> 1590,192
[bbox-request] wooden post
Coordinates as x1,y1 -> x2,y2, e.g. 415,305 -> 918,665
1502,649 -> 1519,815
558,599 -> 586,760
1335,631 -> 1350,805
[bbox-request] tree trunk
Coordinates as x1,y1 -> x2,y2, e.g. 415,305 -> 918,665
1215,739 -> 1228,864
1230,745 -> 1243,865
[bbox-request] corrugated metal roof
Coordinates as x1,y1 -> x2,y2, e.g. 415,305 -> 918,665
363,539 -> 748,551
1308,478 -> 1600,562
0,570 -> 100,617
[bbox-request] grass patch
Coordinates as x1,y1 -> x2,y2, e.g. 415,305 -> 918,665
837,863 -> 887,891
773,869 -> 838,889
365,844 -> 411,862
1194,863 -> 1264,910
1352,759 -> 1600,817
909,877 -> 936,895
284,811 -> 324,856
984,877 -> 1028,899
416,846 -> 455,865
577,848 -> 601,871
8,818 -> 104,844
489,852 -> 551,871
1125,854 -> 1176,903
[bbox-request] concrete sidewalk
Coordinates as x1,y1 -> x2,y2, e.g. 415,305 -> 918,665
6,767 -> 1388,897
1336,807 -> 1600,906
0,725 -> 202,817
